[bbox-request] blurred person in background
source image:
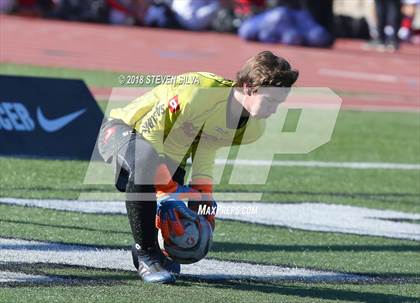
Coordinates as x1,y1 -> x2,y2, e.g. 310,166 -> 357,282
4,0 -> 54,16
238,0 -> 333,47
398,0 -> 420,41
0,0 -> 16,13
234,0 -> 266,16
13,0 -> 39,16
368,0 -> 402,51
274,0 -> 334,39
333,0 -> 374,40
170,0 -> 221,31
299,0 -> 334,41
212,0 -> 266,33
143,0 -> 178,28
107,0 -> 150,25
48,0 -> 109,22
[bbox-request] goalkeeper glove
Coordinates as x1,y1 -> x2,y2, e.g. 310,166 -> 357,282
155,189 -> 198,241
154,164 -> 200,240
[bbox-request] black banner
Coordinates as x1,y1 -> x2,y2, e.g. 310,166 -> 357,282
0,75 -> 104,159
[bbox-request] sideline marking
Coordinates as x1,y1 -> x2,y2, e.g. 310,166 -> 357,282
0,270 -> 63,284
0,238 -> 371,283
214,159 -> 420,170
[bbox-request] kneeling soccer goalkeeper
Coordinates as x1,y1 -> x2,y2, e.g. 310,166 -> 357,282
98,50 -> 298,283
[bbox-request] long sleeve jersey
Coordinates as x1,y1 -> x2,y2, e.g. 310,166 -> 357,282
110,72 -> 265,181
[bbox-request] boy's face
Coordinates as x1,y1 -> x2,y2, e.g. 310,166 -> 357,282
242,86 -> 289,119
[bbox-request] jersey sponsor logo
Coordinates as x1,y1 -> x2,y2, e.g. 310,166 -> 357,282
168,95 -> 180,113
140,103 -> 165,134
37,107 -> 86,132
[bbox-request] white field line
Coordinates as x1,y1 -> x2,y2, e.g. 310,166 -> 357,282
1,198 -> 419,241
0,270 -> 64,284
0,238 -> 371,283
213,159 -> 420,170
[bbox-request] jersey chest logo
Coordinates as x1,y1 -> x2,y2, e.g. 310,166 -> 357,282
168,95 -> 180,113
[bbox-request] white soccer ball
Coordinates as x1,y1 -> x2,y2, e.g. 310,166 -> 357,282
158,216 -> 213,264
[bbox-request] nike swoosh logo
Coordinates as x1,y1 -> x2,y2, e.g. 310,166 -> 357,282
37,107 -> 86,132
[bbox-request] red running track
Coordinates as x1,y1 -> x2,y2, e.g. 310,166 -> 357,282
1,15 -> 419,112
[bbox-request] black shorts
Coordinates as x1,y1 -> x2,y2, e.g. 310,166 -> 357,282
98,119 -> 185,194
97,119 -> 134,164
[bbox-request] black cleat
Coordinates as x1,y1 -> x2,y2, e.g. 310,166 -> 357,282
131,244 -> 178,283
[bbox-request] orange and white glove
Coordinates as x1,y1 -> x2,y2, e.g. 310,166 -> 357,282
154,164 -> 201,241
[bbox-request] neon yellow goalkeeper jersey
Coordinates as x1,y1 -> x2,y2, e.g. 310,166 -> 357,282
110,72 -> 265,180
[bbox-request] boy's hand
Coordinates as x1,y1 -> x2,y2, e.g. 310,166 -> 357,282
156,192 -> 198,241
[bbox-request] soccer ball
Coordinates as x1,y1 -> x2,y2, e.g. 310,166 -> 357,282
170,218 -> 200,248
158,216 -> 213,264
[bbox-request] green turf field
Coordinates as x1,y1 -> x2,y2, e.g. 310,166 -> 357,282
1,63 -> 419,303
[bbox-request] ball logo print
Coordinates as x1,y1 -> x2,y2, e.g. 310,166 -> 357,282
168,95 -> 180,113
169,218 -> 199,249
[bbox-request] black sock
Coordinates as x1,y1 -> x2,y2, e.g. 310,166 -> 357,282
126,200 -> 157,250
112,132 -> 162,251
125,183 -> 157,250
